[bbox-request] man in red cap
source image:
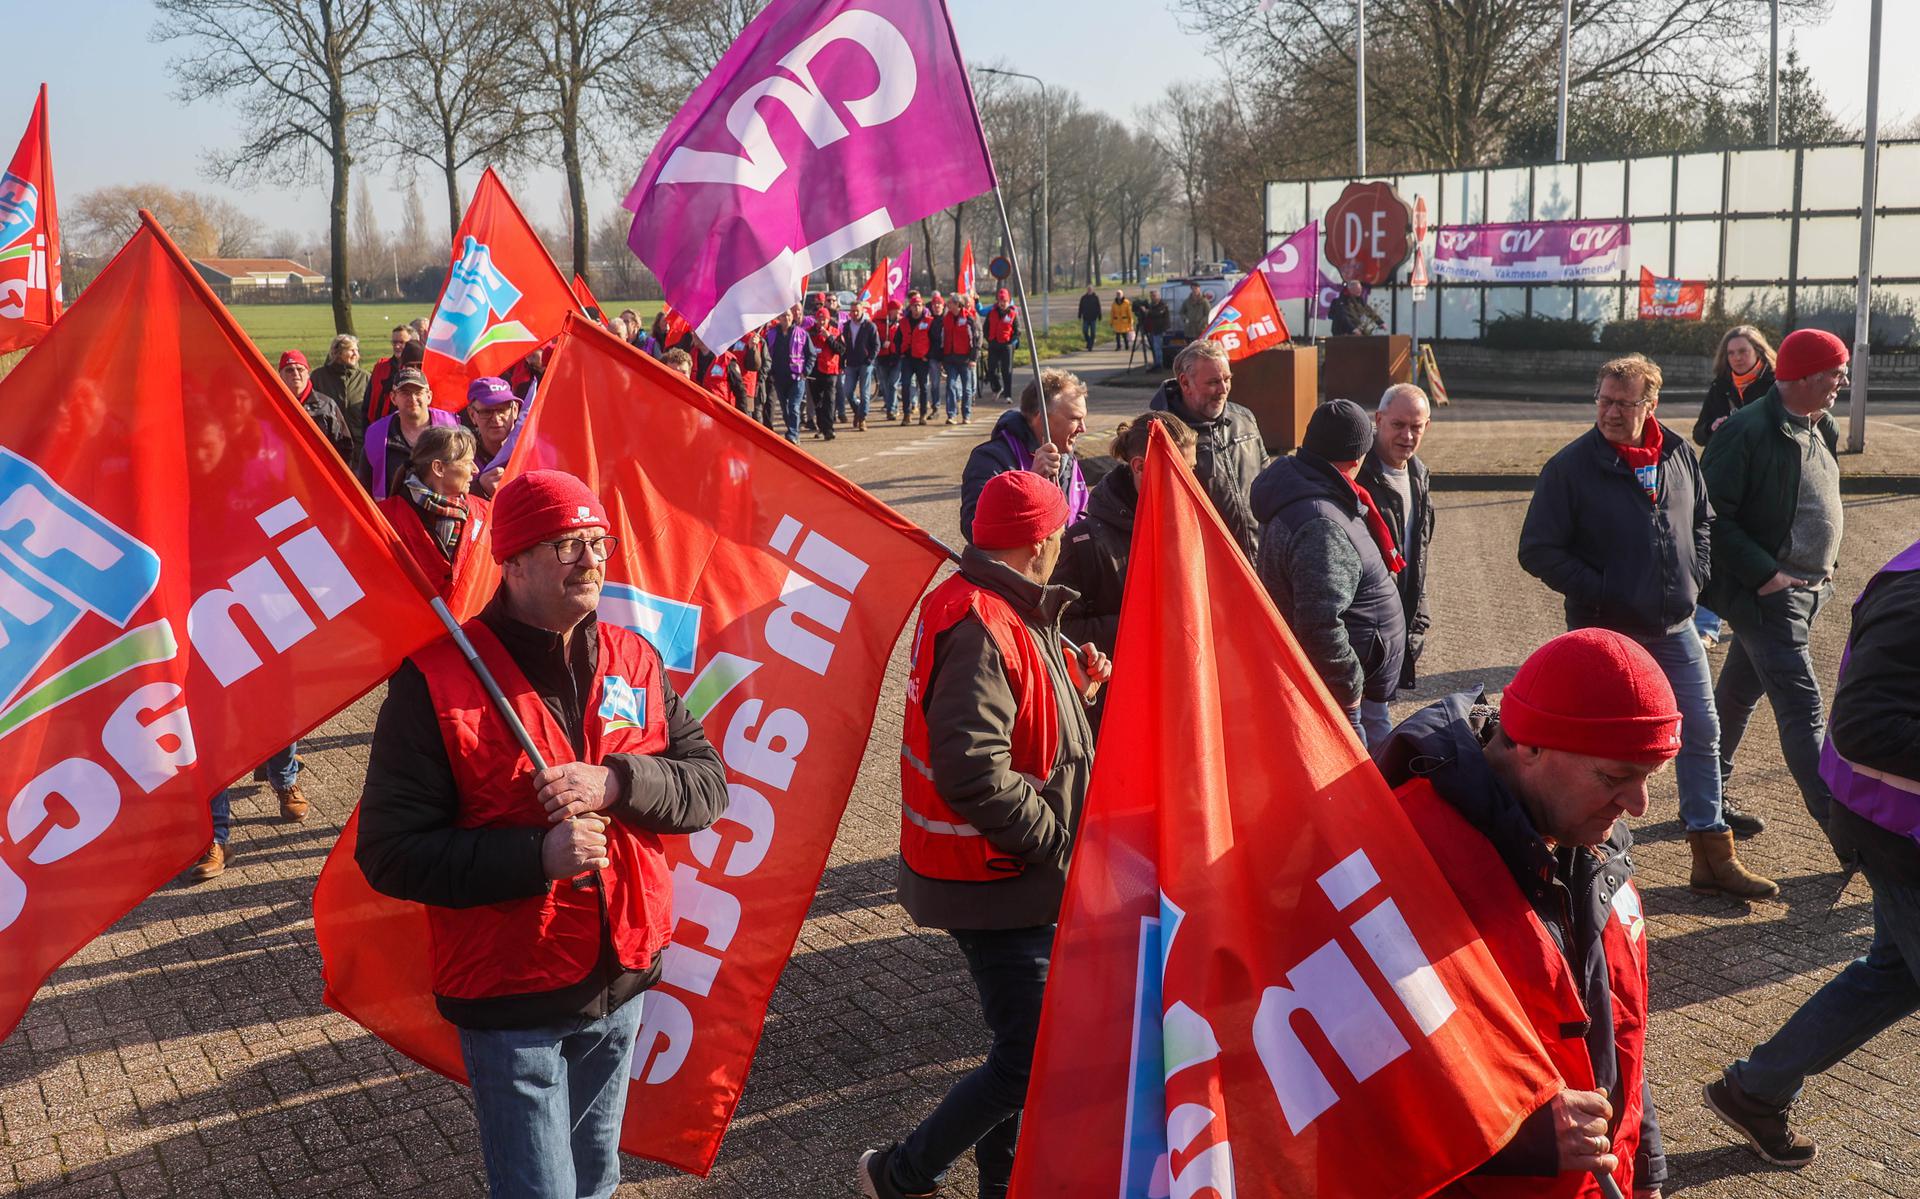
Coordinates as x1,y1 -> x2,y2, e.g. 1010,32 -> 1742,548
861,470 -> 1110,1199
1374,629 -> 1676,1199
1701,328 -> 1849,838
984,287 -> 1019,402
277,347 -> 352,461
357,469 -> 729,1199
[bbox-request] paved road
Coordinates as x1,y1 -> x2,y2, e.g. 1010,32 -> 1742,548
4,348 -> 1920,1197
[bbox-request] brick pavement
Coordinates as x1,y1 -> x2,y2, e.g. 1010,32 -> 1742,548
4,350 -> 1920,1196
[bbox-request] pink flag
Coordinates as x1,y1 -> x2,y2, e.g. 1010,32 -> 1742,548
889,242 -> 914,305
1254,220 -> 1319,302
623,0 -> 994,352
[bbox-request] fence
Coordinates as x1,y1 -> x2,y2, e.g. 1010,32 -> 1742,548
1263,139 -> 1920,346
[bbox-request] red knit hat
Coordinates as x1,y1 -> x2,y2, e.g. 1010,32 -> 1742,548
1774,328 -> 1849,382
278,349 -> 308,370
490,470 -> 608,563
1500,629 -> 1681,762
971,470 -> 1069,551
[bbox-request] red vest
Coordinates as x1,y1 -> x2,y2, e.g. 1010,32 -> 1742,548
943,311 -> 975,357
811,326 -> 843,375
413,621 -> 676,1002
900,575 -> 1058,881
703,350 -> 735,399
1397,778 -> 1649,1199
739,334 -> 762,397
876,316 -> 901,358
375,492 -> 492,612
987,306 -> 1019,344
367,356 -> 397,423
904,312 -> 934,360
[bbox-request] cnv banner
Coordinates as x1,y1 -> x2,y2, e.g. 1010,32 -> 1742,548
0,84 -> 61,354
0,213 -> 443,1042
624,0 -> 994,352
1433,219 -> 1628,283
1011,424 -> 1558,1198
316,314 -> 949,1173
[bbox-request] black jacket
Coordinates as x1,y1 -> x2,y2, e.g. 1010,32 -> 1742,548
1518,424 -> 1710,639
1374,693 -> 1666,1190
845,317 -> 881,368
1051,466 -> 1135,657
959,409 -> 1082,544
1826,559 -> 1920,884
1692,363 -> 1774,448
1252,451 -> 1406,708
1076,292 -> 1102,323
356,592 -> 730,1029
1149,378 -> 1269,559
1358,450 -> 1433,688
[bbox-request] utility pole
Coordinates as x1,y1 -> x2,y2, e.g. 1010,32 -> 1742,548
1769,0 -> 1781,145
1555,0 -> 1572,161
1354,0 -> 1367,174
1848,0 -> 1883,453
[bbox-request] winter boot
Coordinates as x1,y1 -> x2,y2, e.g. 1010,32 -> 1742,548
1703,1075 -> 1817,1167
1688,828 -> 1778,898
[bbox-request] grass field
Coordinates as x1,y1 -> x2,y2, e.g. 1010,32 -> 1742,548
226,300 -> 665,357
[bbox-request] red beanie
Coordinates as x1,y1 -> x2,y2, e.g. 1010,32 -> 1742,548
490,470 -> 608,563
971,470 -> 1069,551
1500,629 -> 1681,762
278,349 -> 308,370
1774,328 -> 1849,382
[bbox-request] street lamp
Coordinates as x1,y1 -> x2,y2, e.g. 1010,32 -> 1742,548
978,66 -> 1051,332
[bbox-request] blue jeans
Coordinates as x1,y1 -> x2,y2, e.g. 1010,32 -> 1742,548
1694,604 -> 1723,641
1731,864 -> 1920,1106
1629,627 -> 1727,834
1148,333 -> 1166,369
775,375 -> 802,442
875,357 -> 900,417
458,996 -> 646,1199
1080,318 -> 1096,350
214,743 -> 299,844
943,358 -> 975,420
900,359 -> 932,417
1716,583 -> 1835,827
893,925 -> 1052,1199
1359,699 -> 1393,749
840,363 -> 873,420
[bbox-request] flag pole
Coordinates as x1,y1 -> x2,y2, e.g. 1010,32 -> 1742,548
987,180 -> 1046,403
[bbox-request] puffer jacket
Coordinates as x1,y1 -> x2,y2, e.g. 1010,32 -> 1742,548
1150,377 -> 1269,559
1359,449 -> 1434,688
1050,466 -> 1137,657
1692,363 -> 1775,448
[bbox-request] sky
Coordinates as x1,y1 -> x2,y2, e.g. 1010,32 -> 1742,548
10,0 -> 1912,251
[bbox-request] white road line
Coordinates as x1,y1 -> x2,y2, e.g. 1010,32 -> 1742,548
1870,420 -> 1920,437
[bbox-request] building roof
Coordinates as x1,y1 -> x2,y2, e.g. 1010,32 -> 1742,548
193,257 -> 327,281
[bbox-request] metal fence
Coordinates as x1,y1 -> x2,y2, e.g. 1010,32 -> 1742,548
1263,139 -> 1920,344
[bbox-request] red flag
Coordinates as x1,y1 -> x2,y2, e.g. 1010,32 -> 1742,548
0,213 -> 444,1041
316,314 -> 949,1173
1011,425 -> 1559,1198
423,166 -> 583,411
1637,266 -> 1706,321
1203,268 -> 1291,360
571,272 -> 605,319
661,302 -> 692,347
0,84 -> 61,354
956,239 -> 975,299
860,257 -> 890,311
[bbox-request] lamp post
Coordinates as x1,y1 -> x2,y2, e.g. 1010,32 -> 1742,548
1555,0 -> 1572,161
981,66 -> 1051,332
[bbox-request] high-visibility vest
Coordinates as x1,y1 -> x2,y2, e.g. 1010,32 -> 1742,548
943,311 -> 975,357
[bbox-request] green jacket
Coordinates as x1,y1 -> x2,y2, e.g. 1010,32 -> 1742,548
1698,384 -> 1840,629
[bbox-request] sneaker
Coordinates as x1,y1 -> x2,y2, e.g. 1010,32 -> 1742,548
1703,1075 -> 1817,1167
1723,799 -> 1766,836
276,783 -> 310,822
190,842 -> 228,882
857,1145 -> 932,1199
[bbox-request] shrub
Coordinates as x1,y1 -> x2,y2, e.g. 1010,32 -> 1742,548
1597,317 -> 1769,358
1480,313 -> 1597,351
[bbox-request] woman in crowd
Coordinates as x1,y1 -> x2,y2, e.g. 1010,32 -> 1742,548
1692,325 -> 1777,648
375,424 -> 492,606
1109,288 -> 1135,351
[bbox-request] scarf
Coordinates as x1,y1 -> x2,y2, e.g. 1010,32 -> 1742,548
1731,364 -> 1764,403
1610,418 -> 1664,505
404,474 -> 470,562
1342,473 -> 1405,574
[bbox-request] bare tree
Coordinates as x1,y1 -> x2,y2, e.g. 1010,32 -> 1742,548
1110,131 -> 1172,286
1143,84 -> 1219,271
154,0 -> 390,333
350,178 -> 385,293
68,184 -> 264,259
398,181 -> 433,272
375,0 -> 533,240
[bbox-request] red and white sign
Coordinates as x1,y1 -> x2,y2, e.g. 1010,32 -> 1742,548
1414,195 -> 1429,246
1324,180 -> 1413,286
1638,267 -> 1706,321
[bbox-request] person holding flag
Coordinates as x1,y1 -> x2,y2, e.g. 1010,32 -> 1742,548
372,424 -> 492,605
984,288 -> 1019,400
355,469 -> 730,1199
959,368 -> 1091,544
862,470 -> 1110,1199
875,299 -> 905,421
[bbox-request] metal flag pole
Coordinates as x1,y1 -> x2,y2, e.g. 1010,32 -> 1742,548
987,179 -> 1046,404
1849,0 -> 1883,454
1354,0 -> 1367,175
1769,0 -> 1781,145
1555,0 -> 1573,161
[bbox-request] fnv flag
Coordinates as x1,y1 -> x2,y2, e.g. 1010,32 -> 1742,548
957,239 -> 975,298
1010,425 -> 1559,1198
0,214 -> 443,1042
316,314 -> 949,1173
1254,220 -> 1318,302
861,256 -> 890,311
623,0 -> 995,352
889,242 -> 914,305
1204,268 -> 1290,361
424,166 -> 583,411
0,85 -> 61,354
1637,267 -> 1706,321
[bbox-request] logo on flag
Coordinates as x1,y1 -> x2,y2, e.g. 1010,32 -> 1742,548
957,239 -> 975,298
1637,266 -> 1705,321
0,85 -> 61,351
427,236 -> 532,364
596,675 -> 647,733
0,174 -> 38,251
1203,270 -> 1289,361
889,243 -> 913,305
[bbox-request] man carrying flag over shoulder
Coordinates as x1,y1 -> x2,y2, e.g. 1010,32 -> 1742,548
862,470 -> 1110,1199
355,469 -> 729,1199
1373,628 -> 1674,1198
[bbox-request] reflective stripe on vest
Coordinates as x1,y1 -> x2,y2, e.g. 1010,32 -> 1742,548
900,574 -> 1059,882
1821,536 -> 1920,844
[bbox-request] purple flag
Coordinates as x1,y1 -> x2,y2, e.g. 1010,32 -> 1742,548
623,0 -> 994,350
1255,220 -> 1319,301
1432,220 -> 1628,282
1315,270 -> 1344,320
888,242 -> 913,305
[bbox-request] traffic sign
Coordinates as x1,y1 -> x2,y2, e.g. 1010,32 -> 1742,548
1325,181 -> 1414,286
1414,196 -> 1429,246
988,255 -> 1011,280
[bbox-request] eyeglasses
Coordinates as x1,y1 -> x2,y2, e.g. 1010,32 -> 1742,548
1595,397 -> 1652,412
540,535 -> 619,564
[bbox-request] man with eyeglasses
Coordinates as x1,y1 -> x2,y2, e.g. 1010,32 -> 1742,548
1700,328 -> 1849,849
357,469 -> 729,1199
1520,355 -> 1776,899
462,376 -> 523,500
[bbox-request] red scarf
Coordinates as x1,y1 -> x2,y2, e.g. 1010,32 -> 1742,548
1343,474 -> 1405,574
1610,418 -> 1664,505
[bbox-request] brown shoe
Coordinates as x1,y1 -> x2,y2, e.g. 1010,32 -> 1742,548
276,782 -> 310,822
190,842 -> 227,882
1688,828 -> 1778,899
